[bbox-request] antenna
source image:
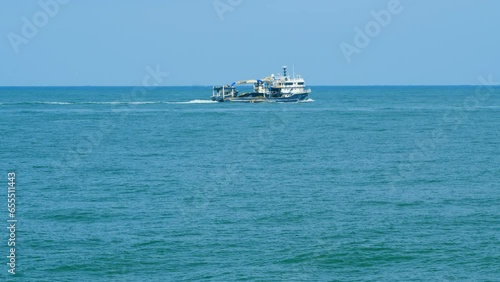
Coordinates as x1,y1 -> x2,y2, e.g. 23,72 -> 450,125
282,66 -> 287,77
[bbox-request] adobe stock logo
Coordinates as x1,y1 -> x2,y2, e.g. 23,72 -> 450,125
7,0 -> 71,55
213,0 -> 243,21
340,0 -> 410,63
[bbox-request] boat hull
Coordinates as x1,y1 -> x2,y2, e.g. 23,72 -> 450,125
212,93 -> 309,103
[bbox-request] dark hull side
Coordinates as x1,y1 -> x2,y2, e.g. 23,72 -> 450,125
212,93 -> 309,103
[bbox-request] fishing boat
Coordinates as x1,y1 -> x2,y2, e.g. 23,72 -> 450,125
211,66 -> 312,103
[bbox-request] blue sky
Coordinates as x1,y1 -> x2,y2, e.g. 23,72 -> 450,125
1,0 -> 499,86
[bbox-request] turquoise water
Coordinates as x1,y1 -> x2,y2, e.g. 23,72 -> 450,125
1,86 -> 499,281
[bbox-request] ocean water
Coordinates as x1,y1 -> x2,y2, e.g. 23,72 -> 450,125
0,86 -> 499,281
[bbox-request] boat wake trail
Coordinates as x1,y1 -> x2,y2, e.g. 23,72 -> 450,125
34,101 -> 164,105
35,101 -> 73,105
299,98 -> 315,103
171,100 -> 219,104
1,101 -> 219,106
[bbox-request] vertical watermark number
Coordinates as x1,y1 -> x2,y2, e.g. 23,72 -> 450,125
7,172 -> 17,275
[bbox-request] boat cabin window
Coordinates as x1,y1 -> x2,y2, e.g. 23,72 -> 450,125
298,82 -> 304,85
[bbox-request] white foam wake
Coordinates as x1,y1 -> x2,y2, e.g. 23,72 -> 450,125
172,100 -> 218,104
35,101 -> 72,105
16,100 -> 219,105
83,101 -> 162,105
299,98 -> 315,103
33,101 -> 166,105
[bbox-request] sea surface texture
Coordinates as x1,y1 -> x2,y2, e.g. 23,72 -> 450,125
0,86 -> 499,281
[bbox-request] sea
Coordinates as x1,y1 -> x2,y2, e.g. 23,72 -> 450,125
0,86 -> 499,281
